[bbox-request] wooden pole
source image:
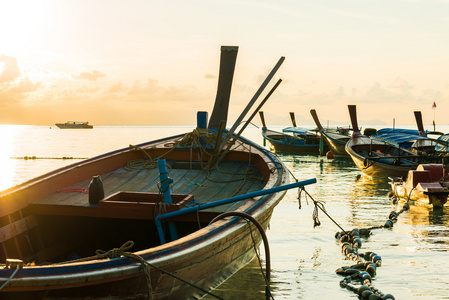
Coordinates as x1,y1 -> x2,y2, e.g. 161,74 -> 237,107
348,105 -> 360,135
217,56 -> 285,151
208,46 -> 239,129
289,112 -> 297,127
310,109 -> 324,131
414,111 -> 425,135
215,79 -> 283,166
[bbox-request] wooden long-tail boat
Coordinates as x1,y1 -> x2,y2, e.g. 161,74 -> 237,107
372,111 -> 449,157
345,105 -> 421,178
310,109 -> 350,157
411,111 -> 448,155
259,111 -> 328,154
0,46 -> 316,299
389,164 -> 449,207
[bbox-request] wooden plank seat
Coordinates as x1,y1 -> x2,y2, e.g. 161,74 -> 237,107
29,191 -> 220,223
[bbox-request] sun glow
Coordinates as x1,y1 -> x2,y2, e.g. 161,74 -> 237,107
0,1 -> 47,54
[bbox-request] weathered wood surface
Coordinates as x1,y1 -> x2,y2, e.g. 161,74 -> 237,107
30,160 -> 265,218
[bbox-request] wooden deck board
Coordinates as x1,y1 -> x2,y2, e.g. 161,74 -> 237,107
171,169 -> 209,195
32,169 -> 118,206
30,160 -> 264,216
187,162 -> 264,212
104,168 -> 160,194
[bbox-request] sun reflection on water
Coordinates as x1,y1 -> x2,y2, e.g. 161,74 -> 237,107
0,125 -> 24,191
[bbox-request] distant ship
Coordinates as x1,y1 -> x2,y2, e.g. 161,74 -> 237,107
55,121 -> 93,129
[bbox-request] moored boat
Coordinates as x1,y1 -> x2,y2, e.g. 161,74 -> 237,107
55,121 -> 93,129
389,164 -> 449,207
259,111 -> 328,154
345,105 -> 421,178
310,109 -> 351,157
370,111 -> 449,159
0,46 -> 316,299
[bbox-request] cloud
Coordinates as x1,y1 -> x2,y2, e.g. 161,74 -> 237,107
108,81 -> 125,93
0,53 -> 445,126
0,55 -> 39,107
334,86 -> 345,99
72,70 -> 107,81
365,82 -> 388,102
8,77 -> 40,94
0,55 -> 21,83
388,77 -> 413,92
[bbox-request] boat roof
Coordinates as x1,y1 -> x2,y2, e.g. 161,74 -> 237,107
376,128 -> 420,135
282,127 -> 316,135
438,134 -> 449,142
436,134 -> 449,151
371,132 -> 428,145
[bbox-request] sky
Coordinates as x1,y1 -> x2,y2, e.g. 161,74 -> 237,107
0,0 -> 448,127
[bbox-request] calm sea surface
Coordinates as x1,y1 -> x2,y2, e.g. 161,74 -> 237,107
2,124 -> 448,300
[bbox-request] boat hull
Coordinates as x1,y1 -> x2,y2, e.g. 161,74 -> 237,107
322,132 -> 349,157
389,164 -> 449,207
55,124 -> 93,129
346,135 -> 419,178
1,207 -> 277,299
263,130 -> 328,154
390,182 -> 449,207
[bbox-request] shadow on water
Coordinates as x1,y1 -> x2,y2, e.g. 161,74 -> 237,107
202,258 -> 267,300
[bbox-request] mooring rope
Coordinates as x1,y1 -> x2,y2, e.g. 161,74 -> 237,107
284,158 -> 403,299
298,186 -> 347,233
94,241 -> 154,300
209,212 -> 274,300
247,219 -> 275,300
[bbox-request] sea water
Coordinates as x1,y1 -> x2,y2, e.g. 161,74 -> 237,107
2,124 -> 448,300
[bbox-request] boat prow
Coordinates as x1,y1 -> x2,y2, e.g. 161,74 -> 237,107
310,109 -> 350,157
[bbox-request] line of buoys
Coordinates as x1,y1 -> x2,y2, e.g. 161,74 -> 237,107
333,203 -> 409,300
10,156 -> 88,160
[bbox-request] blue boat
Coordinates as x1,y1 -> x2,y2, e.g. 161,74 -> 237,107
371,111 -> 449,155
259,111 -> 328,154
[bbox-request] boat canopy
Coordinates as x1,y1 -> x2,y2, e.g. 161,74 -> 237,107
436,134 -> 449,152
438,134 -> 449,142
371,132 -> 428,146
282,127 -> 316,135
377,128 -> 420,135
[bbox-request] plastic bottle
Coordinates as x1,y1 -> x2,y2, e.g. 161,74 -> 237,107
88,175 -> 104,205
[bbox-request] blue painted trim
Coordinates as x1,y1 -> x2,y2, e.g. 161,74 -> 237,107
155,178 -> 316,244
157,159 -> 178,241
